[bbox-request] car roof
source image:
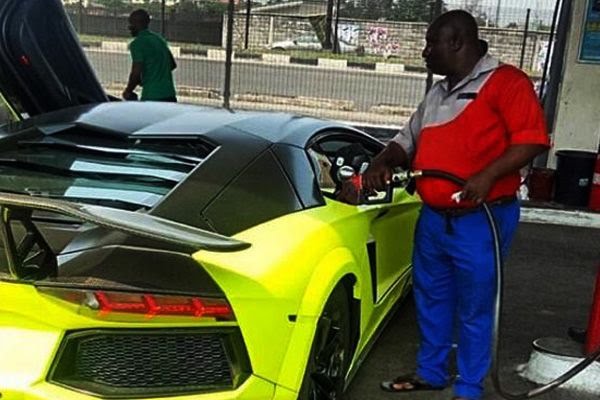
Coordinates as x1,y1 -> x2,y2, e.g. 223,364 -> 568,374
1,102 -> 373,234
17,102 -> 356,149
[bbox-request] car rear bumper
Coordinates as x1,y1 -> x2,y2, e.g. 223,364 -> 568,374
0,375 -> 279,400
0,283 -> 274,399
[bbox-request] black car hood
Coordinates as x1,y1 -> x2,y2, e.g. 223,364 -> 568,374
0,0 -> 108,117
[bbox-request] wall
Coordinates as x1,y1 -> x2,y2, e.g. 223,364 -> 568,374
551,1 -> 600,159
66,11 -> 223,45
233,14 -> 550,73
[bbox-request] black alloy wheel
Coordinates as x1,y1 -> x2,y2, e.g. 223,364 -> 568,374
298,285 -> 352,400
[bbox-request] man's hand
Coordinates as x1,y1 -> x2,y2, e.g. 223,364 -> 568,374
362,160 -> 392,192
461,144 -> 548,203
461,170 -> 495,204
362,141 -> 409,191
336,181 -> 362,205
122,90 -> 138,101
169,51 -> 177,70
124,62 -> 143,100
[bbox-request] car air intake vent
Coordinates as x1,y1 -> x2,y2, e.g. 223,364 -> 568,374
77,333 -> 231,386
49,328 -> 250,398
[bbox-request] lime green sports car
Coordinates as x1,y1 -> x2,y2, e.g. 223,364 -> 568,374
0,1 -> 421,399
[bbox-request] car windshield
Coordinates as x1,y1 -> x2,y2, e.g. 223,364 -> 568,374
0,125 -> 215,210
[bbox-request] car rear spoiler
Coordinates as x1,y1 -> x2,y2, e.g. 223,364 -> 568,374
0,192 -> 250,253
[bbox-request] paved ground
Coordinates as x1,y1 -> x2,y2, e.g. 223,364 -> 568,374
346,221 -> 600,400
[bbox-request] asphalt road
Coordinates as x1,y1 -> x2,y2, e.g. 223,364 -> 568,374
85,50 -> 427,111
346,221 -> 600,400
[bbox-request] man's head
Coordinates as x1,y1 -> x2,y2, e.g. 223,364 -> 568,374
128,9 -> 150,37
422,10 -> 484,76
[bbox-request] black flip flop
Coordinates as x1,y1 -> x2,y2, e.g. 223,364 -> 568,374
380,373 -> 446,392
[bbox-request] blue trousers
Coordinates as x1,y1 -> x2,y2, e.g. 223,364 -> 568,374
413,201 -> 519,400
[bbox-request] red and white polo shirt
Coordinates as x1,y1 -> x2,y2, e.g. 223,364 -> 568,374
391,54 -> 550,209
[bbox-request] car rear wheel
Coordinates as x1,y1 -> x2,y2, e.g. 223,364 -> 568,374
298,285 -> 351,400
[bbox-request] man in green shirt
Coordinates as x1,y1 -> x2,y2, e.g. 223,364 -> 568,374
123,9 -> 177,102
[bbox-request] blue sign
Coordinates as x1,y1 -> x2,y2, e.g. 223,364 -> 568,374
579,0 -> 600,63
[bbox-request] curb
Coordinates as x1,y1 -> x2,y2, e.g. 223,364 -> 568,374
520,206 -> 600,229
84,41 -> 420,76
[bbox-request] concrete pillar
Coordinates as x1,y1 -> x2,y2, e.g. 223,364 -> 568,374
550,1 -> 600,166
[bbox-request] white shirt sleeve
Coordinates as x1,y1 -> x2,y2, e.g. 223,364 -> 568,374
389,100 -> 425,161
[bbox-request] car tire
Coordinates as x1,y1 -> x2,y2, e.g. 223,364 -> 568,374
297,284 -> 352,400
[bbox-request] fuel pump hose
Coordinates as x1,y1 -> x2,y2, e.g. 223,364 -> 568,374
404,169 -> 600,400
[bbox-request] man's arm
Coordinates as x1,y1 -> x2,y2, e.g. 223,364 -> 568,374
122,62 -> 143,100
337,141 -> 409,205
361,102 -> 424,192
362,141 -> 410,191
169,50 -> 177,71
460,68 -> 551,203
461,144 -> 548,203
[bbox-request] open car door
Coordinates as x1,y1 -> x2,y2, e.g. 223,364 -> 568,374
0,0 -> 108,119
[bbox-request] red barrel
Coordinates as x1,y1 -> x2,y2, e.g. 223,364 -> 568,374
590,153 -> 600,211
584,264 -> 600,355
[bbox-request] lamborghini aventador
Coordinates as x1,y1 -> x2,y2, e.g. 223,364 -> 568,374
0,1 -> 421,399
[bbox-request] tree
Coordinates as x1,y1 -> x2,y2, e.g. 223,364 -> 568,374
95,0 -> 128,15
199,1 -> 228,15
138,0 -> 164,17
456,0 -> 491,26
340,0 -> 394,20
390,0 -> 438,22
173,1 -> 228,16
341,0 -> 444,22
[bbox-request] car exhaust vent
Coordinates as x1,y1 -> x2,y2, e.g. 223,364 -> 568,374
49,329 -> 251,398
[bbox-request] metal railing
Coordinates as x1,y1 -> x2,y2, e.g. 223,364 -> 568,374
64,0 -> 558,130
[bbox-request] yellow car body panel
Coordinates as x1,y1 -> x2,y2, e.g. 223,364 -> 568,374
0,187 -> 419,399
193,190 -> 420,394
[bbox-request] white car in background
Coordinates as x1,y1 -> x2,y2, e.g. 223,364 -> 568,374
271,35 -> 358,53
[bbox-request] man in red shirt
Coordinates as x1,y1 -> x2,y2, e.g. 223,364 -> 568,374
362,10 -> 549,400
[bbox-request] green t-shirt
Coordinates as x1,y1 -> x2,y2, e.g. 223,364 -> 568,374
129,29 -> 176,100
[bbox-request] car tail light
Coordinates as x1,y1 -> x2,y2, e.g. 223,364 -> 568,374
37,287 -> 235,321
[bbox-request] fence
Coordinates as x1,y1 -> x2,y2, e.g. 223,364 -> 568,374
64,10 -> 223,45
64,0 -> 559,129
228,15 -> 550,72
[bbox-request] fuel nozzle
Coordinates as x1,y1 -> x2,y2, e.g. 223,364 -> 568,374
392,169 -> 421,185
336,166 -> 417,203
338,166 -> 418,189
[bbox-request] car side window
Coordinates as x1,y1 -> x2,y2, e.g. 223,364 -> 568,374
307,132 -> 382,197
307,148 -> 336,191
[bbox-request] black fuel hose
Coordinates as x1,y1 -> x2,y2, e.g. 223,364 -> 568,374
409,169 -> 600,400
